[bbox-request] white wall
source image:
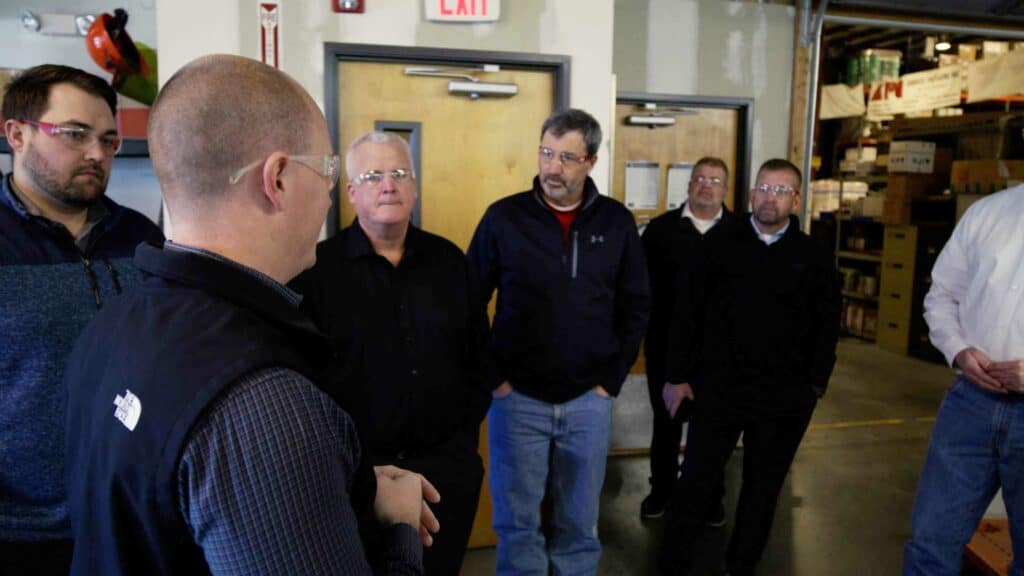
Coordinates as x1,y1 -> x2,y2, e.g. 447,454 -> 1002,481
0,1 -> 161,225
614,0 -> 796,199
0,1 -> 156,75
156,0 -> 615,194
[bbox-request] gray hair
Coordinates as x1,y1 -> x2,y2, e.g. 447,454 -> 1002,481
540,109 -> 602,157
345,131 -> 415,182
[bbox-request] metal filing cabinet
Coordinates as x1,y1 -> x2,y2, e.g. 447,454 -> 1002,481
877,224 -> 952,360
877,226 -> 916,354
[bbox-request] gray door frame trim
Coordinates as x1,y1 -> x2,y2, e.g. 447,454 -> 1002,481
617,91 -> 754,210
324,42 -> 572,236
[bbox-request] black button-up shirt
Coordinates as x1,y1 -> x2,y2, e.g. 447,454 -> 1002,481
293,223 -> 494,457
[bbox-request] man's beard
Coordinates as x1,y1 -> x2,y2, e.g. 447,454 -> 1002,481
754,204 -> 785,227
22,145 -> 107,209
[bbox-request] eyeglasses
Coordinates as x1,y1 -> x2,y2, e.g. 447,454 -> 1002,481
692,175 -> 725,187
20,119 -> 122,156
228,154 -> 341,187
538,146 -> 591,167
351,168 -> 414,186
754,183 -> 798,197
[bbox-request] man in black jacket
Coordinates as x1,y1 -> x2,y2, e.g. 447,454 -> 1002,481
640,157 -> 735,522
468,108 -> 650,575
63,55 -> 436,576
294,131 -> 493,576
659,159 -> 840,576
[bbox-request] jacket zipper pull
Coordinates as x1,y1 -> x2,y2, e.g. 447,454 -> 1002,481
81,257 -> 102,308
571,230 -> 579,280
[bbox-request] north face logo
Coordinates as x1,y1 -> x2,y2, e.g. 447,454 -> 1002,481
113,389 -> 142,431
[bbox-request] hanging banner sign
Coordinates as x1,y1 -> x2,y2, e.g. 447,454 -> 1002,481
425,0 -> 500,22
819,83 -> 867,120
967,50 -> 1024,103
260,3 -> 280,69
866,66 -> 961,116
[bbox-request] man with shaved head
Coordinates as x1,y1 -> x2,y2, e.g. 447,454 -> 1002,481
63,55 -> 436,576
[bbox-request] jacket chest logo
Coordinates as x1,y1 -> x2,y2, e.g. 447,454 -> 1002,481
589,234 -> 605,244
113,389 -> 142,431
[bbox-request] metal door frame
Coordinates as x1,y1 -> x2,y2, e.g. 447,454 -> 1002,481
617,91 -> 754,210
324,43 -> 572,236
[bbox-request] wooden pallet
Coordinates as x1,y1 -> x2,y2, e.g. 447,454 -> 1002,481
965,519 -> 1012,576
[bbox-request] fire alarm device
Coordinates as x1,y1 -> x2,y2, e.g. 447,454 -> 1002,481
333,0 -> 364,13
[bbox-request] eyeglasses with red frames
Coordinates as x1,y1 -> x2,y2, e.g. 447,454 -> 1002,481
538,146 -> 591,167
19,119 -> 122,156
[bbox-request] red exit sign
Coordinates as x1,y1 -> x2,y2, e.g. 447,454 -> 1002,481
425,0 -> 500,22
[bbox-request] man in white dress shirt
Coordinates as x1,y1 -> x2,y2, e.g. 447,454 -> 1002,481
904,183 -> 1024,576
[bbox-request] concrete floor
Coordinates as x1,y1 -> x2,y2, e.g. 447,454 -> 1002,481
461,338 -> 960,575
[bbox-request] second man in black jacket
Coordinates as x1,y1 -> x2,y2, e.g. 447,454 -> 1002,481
660,159 -> 840,576
640,157 -> 736,522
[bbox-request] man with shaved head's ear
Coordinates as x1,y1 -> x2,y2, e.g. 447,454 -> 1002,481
63,54 -> 437,576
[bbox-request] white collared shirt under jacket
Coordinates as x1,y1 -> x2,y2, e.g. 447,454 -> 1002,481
924,183 -> 1024,366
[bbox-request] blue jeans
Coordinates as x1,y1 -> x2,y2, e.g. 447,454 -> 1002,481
904,376 -> 1024,576
489,388 -> 613,576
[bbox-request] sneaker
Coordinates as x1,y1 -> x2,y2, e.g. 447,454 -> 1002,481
640,492 -> 669,519
705,500 -> 726,528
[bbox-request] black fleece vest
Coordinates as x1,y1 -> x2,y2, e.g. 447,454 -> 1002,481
64,243 -> 333,576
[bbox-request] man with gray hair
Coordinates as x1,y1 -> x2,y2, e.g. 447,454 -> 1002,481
468,108 -> 650,574
63,56 -> 436,575
294,131 -> 494,575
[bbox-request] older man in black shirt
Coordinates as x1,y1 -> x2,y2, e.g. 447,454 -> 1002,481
295,131 -> 493,576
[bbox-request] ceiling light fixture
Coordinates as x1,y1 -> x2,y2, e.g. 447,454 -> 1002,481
20,10 -> 40,32
935,35 -> 952,52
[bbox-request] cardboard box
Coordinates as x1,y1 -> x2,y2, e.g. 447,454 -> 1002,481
845,146 -> 878,162
983,41 -> 1010,59
887,173 -> 944,200
889,141 -> 936,173
956,194 -> 984,223
956,117 -> 1024,160
950,160 -> 1024,195
959,44 -> 980,61
855,194 -> 885,218
934,147 -> 954,175
882,197 -> 912,225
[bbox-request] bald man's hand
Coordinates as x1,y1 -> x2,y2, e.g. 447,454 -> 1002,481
374,465 -> 441,547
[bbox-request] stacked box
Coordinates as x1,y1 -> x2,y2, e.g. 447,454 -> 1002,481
950,160 -> 1024,195
889,141 -> 936,173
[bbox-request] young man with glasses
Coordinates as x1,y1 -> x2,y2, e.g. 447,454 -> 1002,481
62,56 -> 436,576
293,131 -> 494,576
640,157 -> 736,523
659,159 -> 840,576
468,108 -> 650,575
0,64 -> 163,575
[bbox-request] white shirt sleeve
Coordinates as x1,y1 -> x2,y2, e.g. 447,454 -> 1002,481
923,218 -> 973,367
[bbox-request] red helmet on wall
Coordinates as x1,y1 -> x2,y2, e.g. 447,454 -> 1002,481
86,9 -> 148,79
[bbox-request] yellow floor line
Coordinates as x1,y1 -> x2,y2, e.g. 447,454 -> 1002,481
809,418 -> 906,430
